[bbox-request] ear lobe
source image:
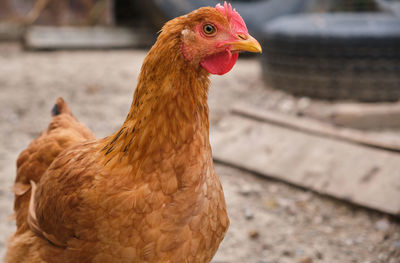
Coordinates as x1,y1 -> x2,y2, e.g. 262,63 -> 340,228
181,43 -> 193,61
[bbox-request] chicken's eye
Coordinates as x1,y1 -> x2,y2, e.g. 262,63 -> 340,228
202,24 -> 217,36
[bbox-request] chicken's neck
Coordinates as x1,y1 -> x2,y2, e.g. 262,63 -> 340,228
101,35 -> 211,171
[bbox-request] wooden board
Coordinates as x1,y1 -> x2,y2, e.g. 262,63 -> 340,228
232,103 -> 400,152
304,102 -> 400,130
0,23 -> 24,41
24,26 -> 154,50
210,114 -> 400,216
0,0 -> 114,26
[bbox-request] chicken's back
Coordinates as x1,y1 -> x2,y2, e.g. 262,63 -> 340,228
6,98 -> 95,262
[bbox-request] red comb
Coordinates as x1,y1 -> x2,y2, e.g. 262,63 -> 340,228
216,2 -> 248,34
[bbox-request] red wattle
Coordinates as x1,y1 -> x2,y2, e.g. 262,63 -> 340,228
200,50 -> 238,75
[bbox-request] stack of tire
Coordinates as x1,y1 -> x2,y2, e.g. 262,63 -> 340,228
260,13 -> 400,101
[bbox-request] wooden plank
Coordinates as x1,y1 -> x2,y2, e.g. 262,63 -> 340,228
24,26 -> 154,50
232,103 -> 400,152
0,23 -> 24,41
0,0 -> 114,26
328,102 -> 400,130
304,102 -> 400,130
210,114 -> 400,216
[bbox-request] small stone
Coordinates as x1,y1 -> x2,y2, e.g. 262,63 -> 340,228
86,84 -> 100,94
375,218 -> 390,231
295,248 -> 304,257
282,249 -> 293,257
297,97 -> 311,110
249,229 -> 260,239
263,197 -> 279,210
299,256 -> 313,263
277,197 -> 291,208
286,203 -> 297,215
313,216 -> 323,224
378,253 -> 387,260
239,185 -> 257,196
262,243 -> 271,250
355,235 -> 365,244
279,99 -> 295,113
244,207 -> 254,220
345,238 -> 354,246
393,240 -> 400,249
216,119 -> 232,131
267,184 -> 279,193
315,251 -> 323,260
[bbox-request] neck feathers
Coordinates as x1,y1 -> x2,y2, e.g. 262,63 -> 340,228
101,27 -> 211,168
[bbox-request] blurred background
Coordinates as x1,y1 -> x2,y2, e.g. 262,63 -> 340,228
1,0 -> 400,262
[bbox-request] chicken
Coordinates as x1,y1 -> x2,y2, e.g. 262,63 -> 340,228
6,2 -> 262,263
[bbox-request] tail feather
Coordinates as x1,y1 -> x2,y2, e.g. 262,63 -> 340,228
51,97 -> 74,117
12,97 -> 94,233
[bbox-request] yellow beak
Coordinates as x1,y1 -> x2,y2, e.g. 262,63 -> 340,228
227,34 -> 262,53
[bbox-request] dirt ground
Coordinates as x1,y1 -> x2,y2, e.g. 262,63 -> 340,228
0,43 -> 399,263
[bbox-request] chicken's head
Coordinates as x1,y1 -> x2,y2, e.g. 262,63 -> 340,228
180,2 -> 262,75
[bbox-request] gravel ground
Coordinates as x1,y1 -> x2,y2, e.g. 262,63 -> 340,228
0,43 -> 399,263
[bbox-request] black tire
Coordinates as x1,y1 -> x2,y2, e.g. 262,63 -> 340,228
260,13 -> 400,101
375,0 -> 400,16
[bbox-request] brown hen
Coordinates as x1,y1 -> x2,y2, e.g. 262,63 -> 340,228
6,3 -> 261,263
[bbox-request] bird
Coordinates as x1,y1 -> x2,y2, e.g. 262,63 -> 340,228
5,2 -> 262,263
